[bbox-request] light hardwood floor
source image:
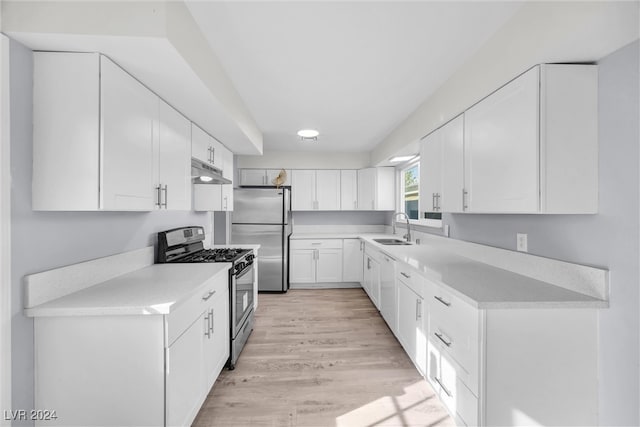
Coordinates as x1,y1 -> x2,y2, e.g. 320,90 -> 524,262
193,288 -> 453,427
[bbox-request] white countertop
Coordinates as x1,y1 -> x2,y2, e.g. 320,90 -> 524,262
292,232 -> 606,309
25,263 -> 231,317
359,236 -> 607,309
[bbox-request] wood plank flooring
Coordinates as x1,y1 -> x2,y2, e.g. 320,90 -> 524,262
193,288 -> 453,427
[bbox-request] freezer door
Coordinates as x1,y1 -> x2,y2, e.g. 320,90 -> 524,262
231,188 -> 284,224
231,224 -> 285,292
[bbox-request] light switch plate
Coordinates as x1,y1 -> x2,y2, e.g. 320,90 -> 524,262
516,233 -> 528,252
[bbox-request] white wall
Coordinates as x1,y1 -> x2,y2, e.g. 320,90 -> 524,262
0,32 -> 12,427
373,1 -> 640,165
8,39 -> 213,424
237,150 -> 370,169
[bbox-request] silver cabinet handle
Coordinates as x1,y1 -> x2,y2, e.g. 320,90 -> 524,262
462,189 -> 469,211
223,196 -> 228,210
311,242 -> 322,245
432,193 -> 436,211
415,299 -> 421,321
202,290 -> 216,301
155,185 -> 162,208
211,146 -> 215,164
434,377 -> 452,397
367,258 -> 371,269
434,331 -> 452,347
204,312 -> 211,338
209,308 -> 214,335
162,185 -> 168,208
400,272 -> 410,279
434,295 -> 451,307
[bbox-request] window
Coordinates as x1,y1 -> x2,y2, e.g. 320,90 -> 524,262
402,163 -> 419,220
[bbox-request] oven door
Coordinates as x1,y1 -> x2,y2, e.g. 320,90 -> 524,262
232,259 -> 254,336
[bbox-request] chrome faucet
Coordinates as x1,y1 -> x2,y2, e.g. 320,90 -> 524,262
392,212 -> 411,242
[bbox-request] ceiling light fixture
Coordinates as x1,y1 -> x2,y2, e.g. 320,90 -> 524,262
199,176 -> 214,182
389,155 -> 417,163
297,129 -> 319,142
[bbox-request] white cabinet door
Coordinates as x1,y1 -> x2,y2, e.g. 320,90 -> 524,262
441,115 -> 464,213
239,169 -> 267,186
166,315 -> 204,427
101,56 -> 156,210
397,279 -> 426,375
290,249 -> 316,283
158,100 -> 191,210
316,170 -> 341,210
340,170 -> 358,210
221,146 -> 234,180
379,254 -> 397,333
363,254 -> 381,309
464,67 -> 539,213
33,52 -> 101,210
357,168 -> 376,210
192,124 -> 222,167
291,170 -> 317,210
193,184 -> 222,211
342,239 -> 363,283
316,248 -> 343,282
375,167 -> 396,211
221,184 -> 234,211
420,129 -> 442,213
203,285 -> 230,392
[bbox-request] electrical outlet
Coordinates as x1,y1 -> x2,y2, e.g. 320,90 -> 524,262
516,233 -> 528,252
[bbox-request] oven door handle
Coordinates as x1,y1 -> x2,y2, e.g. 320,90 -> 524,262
235,264 -> 253,279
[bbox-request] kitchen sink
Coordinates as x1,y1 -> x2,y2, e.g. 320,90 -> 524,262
373,238 -> 412,246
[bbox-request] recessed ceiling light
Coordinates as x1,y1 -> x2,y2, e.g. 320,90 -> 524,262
389,155 -> 417,163
297,129 -> 319,140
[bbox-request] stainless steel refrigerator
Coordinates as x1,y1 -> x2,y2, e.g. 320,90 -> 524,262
231,188 -> 291,292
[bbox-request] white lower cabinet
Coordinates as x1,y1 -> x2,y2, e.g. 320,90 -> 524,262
396,269 -> 427,375
342,239 -> 364,283
363,245 -> 381,309
33,273 -> 229,427
379,253 -> 397,334
290,240 -> 343,285
356,244 -> 599,427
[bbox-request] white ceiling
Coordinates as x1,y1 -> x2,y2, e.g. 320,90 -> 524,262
186,1 -> 524,153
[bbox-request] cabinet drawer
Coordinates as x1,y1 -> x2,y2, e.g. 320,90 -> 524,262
429,288 -> 479,394
427,340 -> 479,427
290,239 -> 343,249
166,273 -> 228,346
395,265 -> 424,297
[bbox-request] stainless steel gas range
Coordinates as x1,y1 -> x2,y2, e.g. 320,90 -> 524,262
156,226 -> 255,369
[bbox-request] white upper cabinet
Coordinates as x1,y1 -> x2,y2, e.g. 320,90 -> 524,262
464,64 -> 598,213
238,169 -> 291,186
157,100 -> 191,210
340,170 -> 358,210
100,59 -> 156,210
420,114 -> 464,215
32,52 -> 194,211
315,170 -> 341,210
291,170 -> 340,211
221,148 -> 234,181
420,129 -> 443,213
191,124 -> 224,170
440,116 -> 465,213
357,167 -> 395,211
291,170 -> 316,210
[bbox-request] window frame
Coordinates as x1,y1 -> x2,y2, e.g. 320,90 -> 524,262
396,157 -> 443,229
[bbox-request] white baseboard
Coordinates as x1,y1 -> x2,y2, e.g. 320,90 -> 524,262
290,282 -> 362,290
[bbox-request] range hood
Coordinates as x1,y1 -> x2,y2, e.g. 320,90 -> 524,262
191,158 -> 232,184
